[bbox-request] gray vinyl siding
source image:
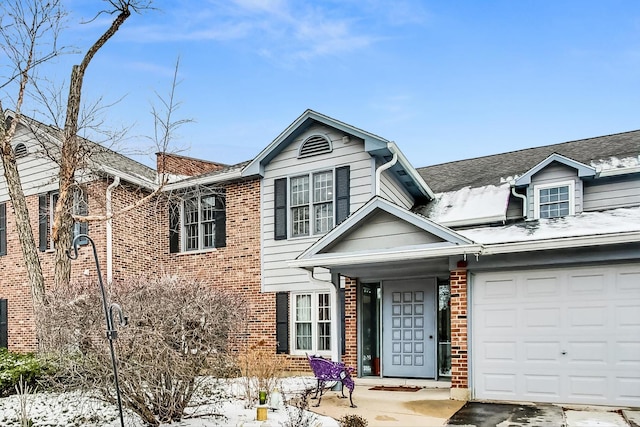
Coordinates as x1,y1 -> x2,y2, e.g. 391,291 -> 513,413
583,177 -> 640,211
327,211 -> 444,253
379,170 -> 414,209
0,126 -> 59,203
526,163 -> 582,218
505,193 -> 525,220
262,123 -> 374,292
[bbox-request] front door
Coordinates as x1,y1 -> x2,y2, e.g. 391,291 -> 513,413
382,278 -> 436,378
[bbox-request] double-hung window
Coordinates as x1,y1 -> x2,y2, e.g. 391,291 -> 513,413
534,181 -> 574,219
38,189 -> 88,251
273,166 -> 349,241
181,193 -> 225,252
290,171 -> 334,237
293,292 -> 331,354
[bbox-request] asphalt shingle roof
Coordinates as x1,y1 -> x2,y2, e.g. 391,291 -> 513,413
416,130 -> 640,193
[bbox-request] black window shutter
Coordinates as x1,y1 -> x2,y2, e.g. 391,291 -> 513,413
169,202 -> 180,253
38,194 -> 48,252
275,292 -> 290,354
335,166 -> 350,224
0,299 -> 7,349
274,178 -> 287,240
214,197 -> 226,248
0,203 -> 6,256
340,288 -> 346,355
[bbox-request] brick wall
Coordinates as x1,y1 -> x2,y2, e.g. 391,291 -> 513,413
450,265 -> 469,389
156,153 -> 226,176
343,277 -> 357,369
161,179 -> 272,349
0,181 -> 110,352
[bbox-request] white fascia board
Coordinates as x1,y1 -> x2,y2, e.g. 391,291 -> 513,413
162,169 -> 243,192
440,214 -> 507,228
515,153 -> 596,186
388,142 -> 435,199
598,165 -> 640,177
289,244 -> 484,269
98,165 -> 157,190
481,231 -> 640,255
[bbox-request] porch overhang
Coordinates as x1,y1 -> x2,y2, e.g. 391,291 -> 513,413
289,243 -> 483,280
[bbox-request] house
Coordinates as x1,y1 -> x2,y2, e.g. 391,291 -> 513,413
1,110 -> 639,407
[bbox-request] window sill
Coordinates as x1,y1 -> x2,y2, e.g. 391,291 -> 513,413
174,247 -> 219,256
291,350 -> 332,357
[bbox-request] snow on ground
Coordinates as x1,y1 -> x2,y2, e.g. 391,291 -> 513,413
0,376 -> 340,427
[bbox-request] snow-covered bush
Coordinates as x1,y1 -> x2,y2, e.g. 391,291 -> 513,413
37,275 -> 248,426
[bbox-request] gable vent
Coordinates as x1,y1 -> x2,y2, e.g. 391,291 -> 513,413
14,143 -> 28,158
298,135 -> 332,158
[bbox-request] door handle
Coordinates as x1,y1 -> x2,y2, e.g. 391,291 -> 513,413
429,335 -> 433,339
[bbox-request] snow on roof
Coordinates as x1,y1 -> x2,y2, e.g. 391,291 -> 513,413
425,184 -> 511,227
591,155 -> 640,172
458,206 -> 640,244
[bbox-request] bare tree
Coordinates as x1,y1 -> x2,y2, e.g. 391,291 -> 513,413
1,0 -> 157,307
0,0 -> 66,306
52,0 -> 153,288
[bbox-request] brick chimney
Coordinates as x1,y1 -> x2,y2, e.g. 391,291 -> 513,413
156,152 -> 227,176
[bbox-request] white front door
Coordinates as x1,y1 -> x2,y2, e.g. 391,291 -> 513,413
472,264 -> 640,406
382,278 -> 436,378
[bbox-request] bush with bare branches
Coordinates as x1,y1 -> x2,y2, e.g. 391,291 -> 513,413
236,339 -> 287,408
37,275 -> 248,426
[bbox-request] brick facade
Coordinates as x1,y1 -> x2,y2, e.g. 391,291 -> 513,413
449,265 -> 469,392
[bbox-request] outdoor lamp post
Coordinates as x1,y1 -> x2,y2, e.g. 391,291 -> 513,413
67,234 -> 127,427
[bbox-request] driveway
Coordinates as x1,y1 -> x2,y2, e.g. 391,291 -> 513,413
446,402 -> 640,427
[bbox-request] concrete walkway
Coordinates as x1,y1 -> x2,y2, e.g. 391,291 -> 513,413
308,378 -> 462,427
308,378 -> 640,427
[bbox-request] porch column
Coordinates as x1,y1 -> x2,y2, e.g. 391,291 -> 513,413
450,261 -> 470,401
332,272 -> 342,363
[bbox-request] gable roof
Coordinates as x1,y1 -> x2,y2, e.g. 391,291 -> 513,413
514,153 -> 596,186
291,196 -> 479,271
241,109 -> 434,200
418,130 -> 640,193
9,111 -> 157,186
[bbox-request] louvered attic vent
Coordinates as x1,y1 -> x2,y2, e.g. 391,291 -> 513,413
298,135 -> 332,158
14,143 -> 28,158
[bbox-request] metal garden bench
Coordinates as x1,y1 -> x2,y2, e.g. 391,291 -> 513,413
307,354 -> 356,408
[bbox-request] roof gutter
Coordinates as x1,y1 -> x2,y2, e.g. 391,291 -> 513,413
481,231 -> 640,255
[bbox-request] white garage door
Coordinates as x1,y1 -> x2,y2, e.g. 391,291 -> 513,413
472,264 -> 640,406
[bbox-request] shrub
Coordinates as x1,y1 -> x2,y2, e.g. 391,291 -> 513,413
237,339 -> 286,408
37,275 -> 249,427
339,414 -> 369,427
0,349 -> 53,397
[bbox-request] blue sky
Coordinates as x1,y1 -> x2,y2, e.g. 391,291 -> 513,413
25,0 -> 640,168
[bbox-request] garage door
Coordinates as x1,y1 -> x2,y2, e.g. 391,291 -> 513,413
472,264 -> 640,406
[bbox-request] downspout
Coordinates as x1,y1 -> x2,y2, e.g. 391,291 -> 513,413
106,176 -> 120,284
511,185 -> 527,220
375,147 -> 398,196
305,269 -> 341,363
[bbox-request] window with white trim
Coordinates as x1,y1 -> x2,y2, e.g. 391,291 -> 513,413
290,170 -> 334,237
293,292 -> 331,354
534,181 -> 574,219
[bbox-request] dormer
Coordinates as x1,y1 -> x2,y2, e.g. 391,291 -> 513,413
514,153 -> 596,219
